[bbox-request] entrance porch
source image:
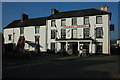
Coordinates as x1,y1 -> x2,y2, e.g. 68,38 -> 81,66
56,39 -> 94,55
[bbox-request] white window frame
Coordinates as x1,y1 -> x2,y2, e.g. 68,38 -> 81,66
20,27 -> 24,34
72,28 -> 77,38
84,17 -> 89,25
35,26 -> 40,34
72,18 -> 77,25
51,29 -> 56,39
96,16 -> 102,24
51,20 -> 56,27
61,29 -> 66,39
61,19 -> 66,26
51,43 -> 55,51
96,27 -> 103,38
84,28 -> 90,38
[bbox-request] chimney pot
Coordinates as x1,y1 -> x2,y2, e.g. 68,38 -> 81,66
51,9 -> 59,15
100,5 -> 108,11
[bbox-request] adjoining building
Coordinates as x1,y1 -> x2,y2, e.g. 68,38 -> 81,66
3,6 -> 112,55
3,14 -> 47,52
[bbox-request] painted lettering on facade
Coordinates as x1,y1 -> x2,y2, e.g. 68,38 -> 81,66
64,25 -> 89,28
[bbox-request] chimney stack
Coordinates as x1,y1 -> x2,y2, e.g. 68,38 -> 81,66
21,14 -> 28,22
100,5 -> 108,11
51,9 -> 59,15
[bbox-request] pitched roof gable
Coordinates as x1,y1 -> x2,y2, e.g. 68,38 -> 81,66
4,17 -> 48,29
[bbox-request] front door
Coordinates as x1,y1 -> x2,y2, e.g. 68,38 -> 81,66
68,42 -> 78,55
83,43 -> 89,54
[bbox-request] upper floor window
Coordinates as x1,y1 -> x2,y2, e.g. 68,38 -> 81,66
96,27 -> 103,38
61,19 -> 66,26
51,20 -> 56,27
72,18 -> 77,25
20,27 -> 24,34
51,29 -> 56,39
35,26 -> 40,34
96,16 -> 102,24
84,17 -> 89,25
84,28 -> 90,38
8,34 -> 12,41
61,29 -> 66,38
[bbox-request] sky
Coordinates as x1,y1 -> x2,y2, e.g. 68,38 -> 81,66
1,2 -> 119,40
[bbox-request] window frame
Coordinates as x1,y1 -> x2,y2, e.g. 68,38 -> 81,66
51,20 -> 56,27
84,17 -> 89,25
61,29 -> 66,39
96,16 -> 102,24
72,28 -> 77,38
96,27 -> 103,38
72,17 -> 77,26
51,43 -> 55,51
96,42 -> 103,53
51,29 -> 56,39
61,19 -> 66,26
35,26 -> 40,34
83,28 -> 90,38
20,27 -> 24,34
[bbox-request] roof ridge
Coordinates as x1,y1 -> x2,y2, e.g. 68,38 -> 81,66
92,8 -> 111,13
15,16 -> 49,21
58,8 -> 97,13
52,8 -> 111,15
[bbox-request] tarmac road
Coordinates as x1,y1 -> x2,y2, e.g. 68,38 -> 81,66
2,55 -> 120,79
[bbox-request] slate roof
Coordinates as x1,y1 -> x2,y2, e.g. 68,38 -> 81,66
4,8 -> 111,29
3,17 -> 48,29
48,8 -> 111,19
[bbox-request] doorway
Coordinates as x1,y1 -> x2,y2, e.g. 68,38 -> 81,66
82,43 -> 89,54
68,42 -> 78,55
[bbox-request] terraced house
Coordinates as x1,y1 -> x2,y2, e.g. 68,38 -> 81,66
3,6 -> 112,55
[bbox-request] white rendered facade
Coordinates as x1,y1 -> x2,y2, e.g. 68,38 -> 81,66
4,26 -> 47,52
47,15 -> 110,54
3,7 -> 111,54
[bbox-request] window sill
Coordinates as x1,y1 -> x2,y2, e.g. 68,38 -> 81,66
96,37 -> 103,39
96,23 -> 103,24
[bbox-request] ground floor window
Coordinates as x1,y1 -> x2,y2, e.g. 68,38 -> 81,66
96,42 -> 103,53
82,43 -> 89,54
61,42 -> 66,51
51,43 -> 55,52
